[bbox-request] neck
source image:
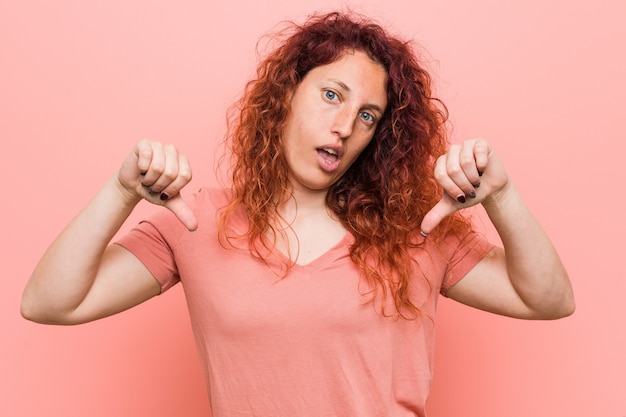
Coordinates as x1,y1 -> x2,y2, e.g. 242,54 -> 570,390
270,185 -> 347,264
277,186 -> 330,224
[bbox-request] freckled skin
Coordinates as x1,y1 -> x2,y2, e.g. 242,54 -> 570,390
281,51 -> 388,194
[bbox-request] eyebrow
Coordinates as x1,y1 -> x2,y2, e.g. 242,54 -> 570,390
329,79 -> 351,92
328,79 -> 385,114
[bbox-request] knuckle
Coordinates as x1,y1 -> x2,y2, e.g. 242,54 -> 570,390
136,140 -> 153,157
161,168 -> 177,182
447,165 -> 463,176
179,167 -> 192,182
150,160 -> 165,173
138,148 -> 152,160
459,158 -> 474,169
433,167 -> 447,181
164,143 -> 179,153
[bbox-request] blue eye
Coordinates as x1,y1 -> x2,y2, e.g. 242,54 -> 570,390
359,111 -> 374,123
324,90 -> 338,101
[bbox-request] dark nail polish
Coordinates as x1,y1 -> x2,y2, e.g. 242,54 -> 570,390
472,182 -> 481,188
478,170 -> 484,177
160,192 -> 170,201
456,194 -> 466,204
468,191 -> 476,199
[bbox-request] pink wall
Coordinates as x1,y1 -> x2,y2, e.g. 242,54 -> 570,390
2,0 -> 624,416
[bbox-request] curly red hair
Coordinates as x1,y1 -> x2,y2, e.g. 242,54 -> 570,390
219,12 -> 472,318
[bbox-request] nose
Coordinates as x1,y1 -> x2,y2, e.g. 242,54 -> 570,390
331,106 -> 356,139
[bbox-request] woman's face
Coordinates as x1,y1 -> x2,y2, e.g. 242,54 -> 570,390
281,50 -> 388,195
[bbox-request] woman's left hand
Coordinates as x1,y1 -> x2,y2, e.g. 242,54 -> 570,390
420,138 -> 510,235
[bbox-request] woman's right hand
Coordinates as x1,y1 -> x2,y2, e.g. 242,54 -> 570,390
117,139 -> 198,231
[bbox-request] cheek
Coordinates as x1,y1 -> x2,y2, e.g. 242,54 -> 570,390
351,134 -> 375,157
281,116 -> 304,152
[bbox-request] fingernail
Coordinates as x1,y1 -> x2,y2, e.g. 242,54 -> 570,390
472,182 -> 481,188
420,230 -> 428,238
468,191 -> 476,199
456,194 -> 466,204
478,170 -> 484,177
160,192 -> 170,201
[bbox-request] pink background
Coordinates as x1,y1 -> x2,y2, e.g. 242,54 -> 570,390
1,0 -> 624,416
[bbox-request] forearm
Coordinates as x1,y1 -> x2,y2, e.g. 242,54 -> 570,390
21,174 -> 140,320
482,182 -> 575,318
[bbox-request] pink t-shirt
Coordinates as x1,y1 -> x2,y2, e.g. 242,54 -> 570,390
116,188 -> 493,417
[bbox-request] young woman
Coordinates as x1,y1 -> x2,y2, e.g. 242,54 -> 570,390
21,12 -> 574,416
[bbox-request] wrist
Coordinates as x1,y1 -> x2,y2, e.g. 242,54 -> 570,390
481,181 -> 517,212
108,173 -> 142,208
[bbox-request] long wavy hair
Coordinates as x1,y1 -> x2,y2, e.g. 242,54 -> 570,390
219,12 -> 472,318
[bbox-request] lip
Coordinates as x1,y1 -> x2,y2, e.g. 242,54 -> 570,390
316,144 -> 344,158
316,144 -> 343,173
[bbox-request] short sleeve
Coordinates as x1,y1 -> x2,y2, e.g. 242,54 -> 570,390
439,231 -> 495,296
115,210 -> 181,293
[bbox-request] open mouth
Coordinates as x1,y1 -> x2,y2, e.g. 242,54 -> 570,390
316,147 -> 342,172
317,147 -> 339,162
